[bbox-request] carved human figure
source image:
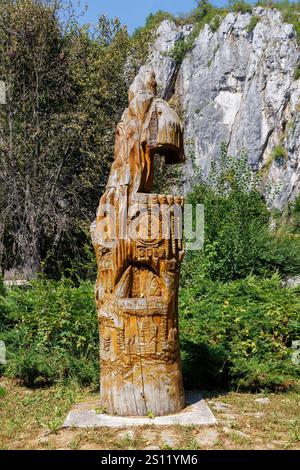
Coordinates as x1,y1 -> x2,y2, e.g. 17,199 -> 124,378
91,65 -> 186,416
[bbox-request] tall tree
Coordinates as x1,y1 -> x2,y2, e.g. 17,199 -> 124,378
0,1 -> 131,278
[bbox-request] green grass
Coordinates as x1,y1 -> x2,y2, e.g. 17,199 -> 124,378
0,378 -> 87,449
294,63 -> 300,80
1,378 -> 299,449
247,15 -> 260,33
272,144 -> 287,161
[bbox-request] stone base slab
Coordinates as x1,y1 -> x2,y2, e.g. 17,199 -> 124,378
63,392 -> 216,428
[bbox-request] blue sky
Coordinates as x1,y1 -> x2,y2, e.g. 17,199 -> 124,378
71,0 -> 230,34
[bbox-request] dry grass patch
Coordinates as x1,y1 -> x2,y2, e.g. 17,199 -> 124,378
0,379 -> 299,450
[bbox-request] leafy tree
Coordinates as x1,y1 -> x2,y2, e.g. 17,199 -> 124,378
0,1 -> 131,279
0,0 -> 78,275
196,0 -> 214,20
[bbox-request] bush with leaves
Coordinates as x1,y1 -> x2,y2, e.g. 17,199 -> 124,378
183,146 -> 300,283
170,1 -> 227,64
0,279 -> 98,387
1,266 -> 299,392
180,275 -> 300,391
179,146 -> 300,391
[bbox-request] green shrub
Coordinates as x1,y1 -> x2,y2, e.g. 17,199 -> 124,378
169,2 -> 227,64
288,196 -> 300,233
228,0 -> 252,14
170,36 -> 194,65
180,144 -> 300,391
1,276 -> 299,392
281,4 -> 300,44
261,234 -> 300,277
294,63 -> 300,80
180,275 -> 300,391
183,146 -> 300,283
170,37 -> 193,65
0,275 -> 5,297
272,144 -> 287,161
131,10 -> 175,39
210,14 -> 222,32
0,279 -> 99,387
247,15 -> 260,33
184,188 -> 271,282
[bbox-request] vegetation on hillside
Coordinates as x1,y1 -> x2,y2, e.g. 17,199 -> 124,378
184,147 -> 300,282
168,1 -> 300,63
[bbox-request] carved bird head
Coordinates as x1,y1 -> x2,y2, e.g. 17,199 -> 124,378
144,98 -> 185,165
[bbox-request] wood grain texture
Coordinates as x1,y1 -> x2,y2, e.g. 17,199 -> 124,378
91,65 -> 186,416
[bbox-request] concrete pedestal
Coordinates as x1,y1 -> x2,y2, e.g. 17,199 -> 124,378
63,392 -> 216,428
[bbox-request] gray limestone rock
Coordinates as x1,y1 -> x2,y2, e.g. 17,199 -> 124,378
140,8 -> 300,208
194,429 -> 219,447
255,397 -> 271,404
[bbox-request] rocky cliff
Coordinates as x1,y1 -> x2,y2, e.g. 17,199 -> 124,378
142,7 -> 300,208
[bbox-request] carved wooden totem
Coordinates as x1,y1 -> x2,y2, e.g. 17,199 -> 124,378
91,65 -> 186,416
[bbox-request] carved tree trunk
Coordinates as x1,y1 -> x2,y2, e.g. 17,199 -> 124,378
91,65 -> 186,416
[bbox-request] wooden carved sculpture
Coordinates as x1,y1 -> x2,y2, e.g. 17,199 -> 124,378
91,65 -> 186,416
